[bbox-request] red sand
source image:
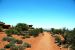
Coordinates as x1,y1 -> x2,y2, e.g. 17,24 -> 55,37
25,32 -> 67,50
0,32 -> 67,50
0,32 -> 9,48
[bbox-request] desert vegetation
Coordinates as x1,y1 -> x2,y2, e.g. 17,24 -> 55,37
0,22 -> 43,50
50,28 -> 75,50
5,23 -> 43,36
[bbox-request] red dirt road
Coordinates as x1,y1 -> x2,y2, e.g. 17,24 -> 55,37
26,32 -> 67,50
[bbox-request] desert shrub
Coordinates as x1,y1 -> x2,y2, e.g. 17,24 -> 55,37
15,23 -> 29,32
29,29 -> 40,37
22,34 -> 30,39
0,48 -> 6,50
5,29 -> 19,36
55,36 -> 61,45
11,29 -> 19,35
39,28 -> 43,33
10,45 -> 18,50
22,42 -> 31,48
3,37 -> 23,44
50,28 -> 75,49
4,43 -> 15,48
50,28 -> 65,35
18,45 -> 25,50
3,37 -> 15,42
5,29 -> 12,36
3,37 -> 7,41
3,37 -> 16,42
68,45 -> 75,50
16,40 -> 23,44
64,31 -> 75,45
10,45 -> 25,50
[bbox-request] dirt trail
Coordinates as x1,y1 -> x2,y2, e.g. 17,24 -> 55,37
26,32 -> 67,50
0,32 -> 67,50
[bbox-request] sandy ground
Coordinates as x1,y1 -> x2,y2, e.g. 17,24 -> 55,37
0,32 -> 67,50
26,32 -> 67,50
0,32 -> 9,49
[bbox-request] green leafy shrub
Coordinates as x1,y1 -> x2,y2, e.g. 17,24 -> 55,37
4,43 -> 15,48
29,29 -> 40,37
5,29 -> 12,36
5,29 -> 19,36
3,37 -> 7,41
22,42 -> 31,48
15,23 -> 29,32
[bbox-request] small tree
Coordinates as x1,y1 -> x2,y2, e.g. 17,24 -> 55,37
39,28 -> 43,33
15,23 -> 29,32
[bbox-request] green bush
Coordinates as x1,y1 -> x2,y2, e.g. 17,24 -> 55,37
3,37 -> 15,42
3,37 -> 7,41
15,23 -> 29,32
22,34 -> 30,39
5,29 -> 19,36
39,28 -> 43,33
5,29 -> 12,36
11,29 -> 19,35
4,43 -> 15,48
3,37 -> 23,44
55,36 -> 61,45
3,37 -> 16,42
29,29 -> 40,37
22,42 -> 31,48
10,45 -> 25,50
50,28 -> 64,35
50,28 -> 75,49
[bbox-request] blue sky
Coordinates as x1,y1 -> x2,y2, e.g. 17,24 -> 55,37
0,0 -> 75,29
